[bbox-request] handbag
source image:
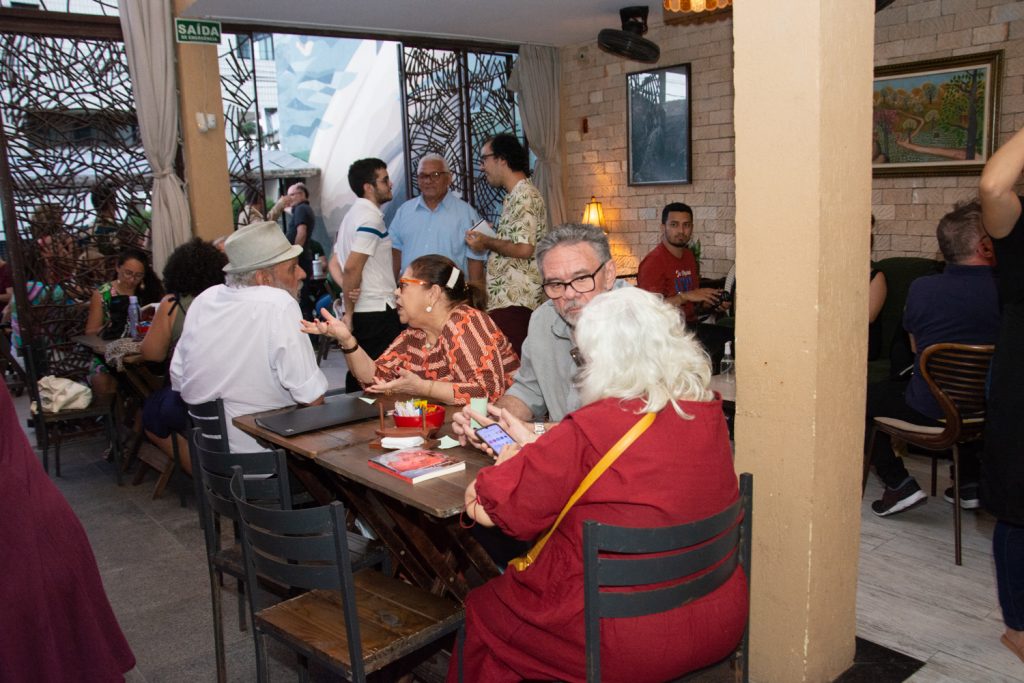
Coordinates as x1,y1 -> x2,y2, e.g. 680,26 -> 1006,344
36,376 -> 93,413
508,411 -> 657,572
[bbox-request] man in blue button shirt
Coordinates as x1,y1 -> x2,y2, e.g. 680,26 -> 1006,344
389,153 -> 486,287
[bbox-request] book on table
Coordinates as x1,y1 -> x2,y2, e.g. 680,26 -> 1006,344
368,448 -> 465,484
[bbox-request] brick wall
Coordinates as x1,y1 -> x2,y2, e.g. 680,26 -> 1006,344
558,0 -> 1024,277
560,16 -> 736,278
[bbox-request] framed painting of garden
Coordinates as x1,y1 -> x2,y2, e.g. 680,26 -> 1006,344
873,51 -> 1001,177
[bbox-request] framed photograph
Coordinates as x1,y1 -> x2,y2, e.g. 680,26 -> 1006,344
873,51 -> 1002,177
627,63 -> 691,185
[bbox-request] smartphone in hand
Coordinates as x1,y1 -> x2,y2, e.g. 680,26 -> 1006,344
475,423 -> 517,453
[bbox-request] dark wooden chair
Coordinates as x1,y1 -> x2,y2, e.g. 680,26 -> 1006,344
864,343 -> 994,565
582,472 -> 753,683
194,435 -> 390,682
24,341 -> 122,484
230,469 -> 463,683
193,431 -> 292,683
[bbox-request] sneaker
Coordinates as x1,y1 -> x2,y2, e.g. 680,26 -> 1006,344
872,479 -> 927,517
943,484 -> 980,509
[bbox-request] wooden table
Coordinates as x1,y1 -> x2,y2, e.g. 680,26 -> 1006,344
234,400 -> 500,602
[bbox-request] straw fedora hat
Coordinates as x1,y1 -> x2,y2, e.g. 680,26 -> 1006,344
222,221 -> 303,274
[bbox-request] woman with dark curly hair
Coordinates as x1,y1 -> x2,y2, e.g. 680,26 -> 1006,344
140,238 -> 227,475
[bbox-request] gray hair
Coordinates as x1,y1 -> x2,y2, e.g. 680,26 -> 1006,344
575,288 -> 713,417
225,267 -> 270,288
535,223 -> 612,271
417,153 -> 450,175
936,200 -> 983,264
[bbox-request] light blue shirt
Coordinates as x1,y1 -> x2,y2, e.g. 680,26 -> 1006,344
389,191 -> 486,274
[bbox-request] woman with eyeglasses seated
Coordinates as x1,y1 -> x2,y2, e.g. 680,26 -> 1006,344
85,247 -> 163,395
449,287 -> 747,683
304,254 -> 519,403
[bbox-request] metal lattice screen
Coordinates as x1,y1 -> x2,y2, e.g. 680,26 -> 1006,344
0,30 -> 152,372
401,47 -> 521,224
220,31 -> 268,225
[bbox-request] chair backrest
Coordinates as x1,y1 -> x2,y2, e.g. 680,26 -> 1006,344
582,472 -> 753,683
229,469 -> 366,681
872,257 -> 944,364
919,343 -> 995,445
192,430 -> 293,559
187,399 -> 230,453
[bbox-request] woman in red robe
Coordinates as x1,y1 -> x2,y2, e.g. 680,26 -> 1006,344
451,287 -> 747,683
0,383 -> 135,681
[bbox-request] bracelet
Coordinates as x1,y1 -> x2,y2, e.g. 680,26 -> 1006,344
339,340 -> 359,354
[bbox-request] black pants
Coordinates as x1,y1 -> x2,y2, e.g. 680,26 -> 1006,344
346,307 -> 403,393
865,379 -> 980,489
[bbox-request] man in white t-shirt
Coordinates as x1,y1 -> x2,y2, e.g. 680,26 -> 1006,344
329,157 -> 403,392
171,221 -> 328,452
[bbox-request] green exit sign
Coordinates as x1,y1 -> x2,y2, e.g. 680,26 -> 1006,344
174,18 -> 222,45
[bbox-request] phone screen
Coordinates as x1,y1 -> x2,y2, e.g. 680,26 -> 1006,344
475,424 -> 517,453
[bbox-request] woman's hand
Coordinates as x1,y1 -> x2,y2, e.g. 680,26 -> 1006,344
493,442 -> 521,466
452,404 -> 493,450
366,368 -> 425,396
300,305 -> 354,345
487,404 -> 540,447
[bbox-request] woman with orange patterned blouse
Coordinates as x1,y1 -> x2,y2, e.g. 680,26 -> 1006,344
304,254 -> 519,404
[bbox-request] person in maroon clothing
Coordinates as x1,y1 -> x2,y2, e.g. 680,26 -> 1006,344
450,287 -> 747,683
637,202 -> 724,325
0,382 -> 135,681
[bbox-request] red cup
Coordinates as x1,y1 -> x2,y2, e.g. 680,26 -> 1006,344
393,404 -> 445,429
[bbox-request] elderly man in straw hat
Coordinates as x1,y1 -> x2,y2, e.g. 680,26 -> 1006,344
171,221 -> 328,452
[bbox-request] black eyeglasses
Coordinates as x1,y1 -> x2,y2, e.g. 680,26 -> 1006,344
417,171 -> 449,182
478,153 -> 495,163
542,260 -> 608,299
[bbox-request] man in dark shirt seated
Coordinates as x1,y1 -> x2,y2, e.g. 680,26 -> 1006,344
866,200 -> 1000,516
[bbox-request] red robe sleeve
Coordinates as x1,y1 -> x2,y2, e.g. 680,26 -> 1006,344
474,418 -> 592,540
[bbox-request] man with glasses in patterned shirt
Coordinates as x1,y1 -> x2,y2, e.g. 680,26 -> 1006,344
466,133 -> 548,356
453,224 -> 629,446
389,153 -> 487,286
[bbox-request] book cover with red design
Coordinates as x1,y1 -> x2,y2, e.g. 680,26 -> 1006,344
368,448 -> 465,484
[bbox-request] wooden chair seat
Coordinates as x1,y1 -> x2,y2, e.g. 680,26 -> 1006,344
873,417 -> 944,435
36,389 -> 121,483
864,343 -> 994,566
257,575 -> 463,677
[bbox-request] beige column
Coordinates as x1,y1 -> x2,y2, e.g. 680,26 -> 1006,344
733,2 -> 873,681
172,0 -> 232,241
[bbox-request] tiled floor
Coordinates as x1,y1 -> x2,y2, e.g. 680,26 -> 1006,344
859,459 -> 1024,682
9,363 -> 1024,681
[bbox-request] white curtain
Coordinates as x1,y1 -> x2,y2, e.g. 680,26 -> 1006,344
508,45 -> 567,227
118,0 -> 192,275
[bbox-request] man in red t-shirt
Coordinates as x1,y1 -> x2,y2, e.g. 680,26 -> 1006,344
637,202 -> 722,324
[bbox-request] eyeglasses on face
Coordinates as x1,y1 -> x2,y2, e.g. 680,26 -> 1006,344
398,277 -> 429,290
119,268 -> 145,280
478,153 -> 496,163
541,260 -> 608,299
417,171 -> 449,182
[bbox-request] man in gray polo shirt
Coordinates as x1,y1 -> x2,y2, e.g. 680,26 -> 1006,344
453,224 -> 627,442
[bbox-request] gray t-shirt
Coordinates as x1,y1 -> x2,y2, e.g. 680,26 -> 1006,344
505,279 -> 630,421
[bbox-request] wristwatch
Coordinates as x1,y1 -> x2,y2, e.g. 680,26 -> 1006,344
533,422 -> 546,435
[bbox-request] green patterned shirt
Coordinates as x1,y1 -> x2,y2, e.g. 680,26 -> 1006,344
486,179 -> 547,310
